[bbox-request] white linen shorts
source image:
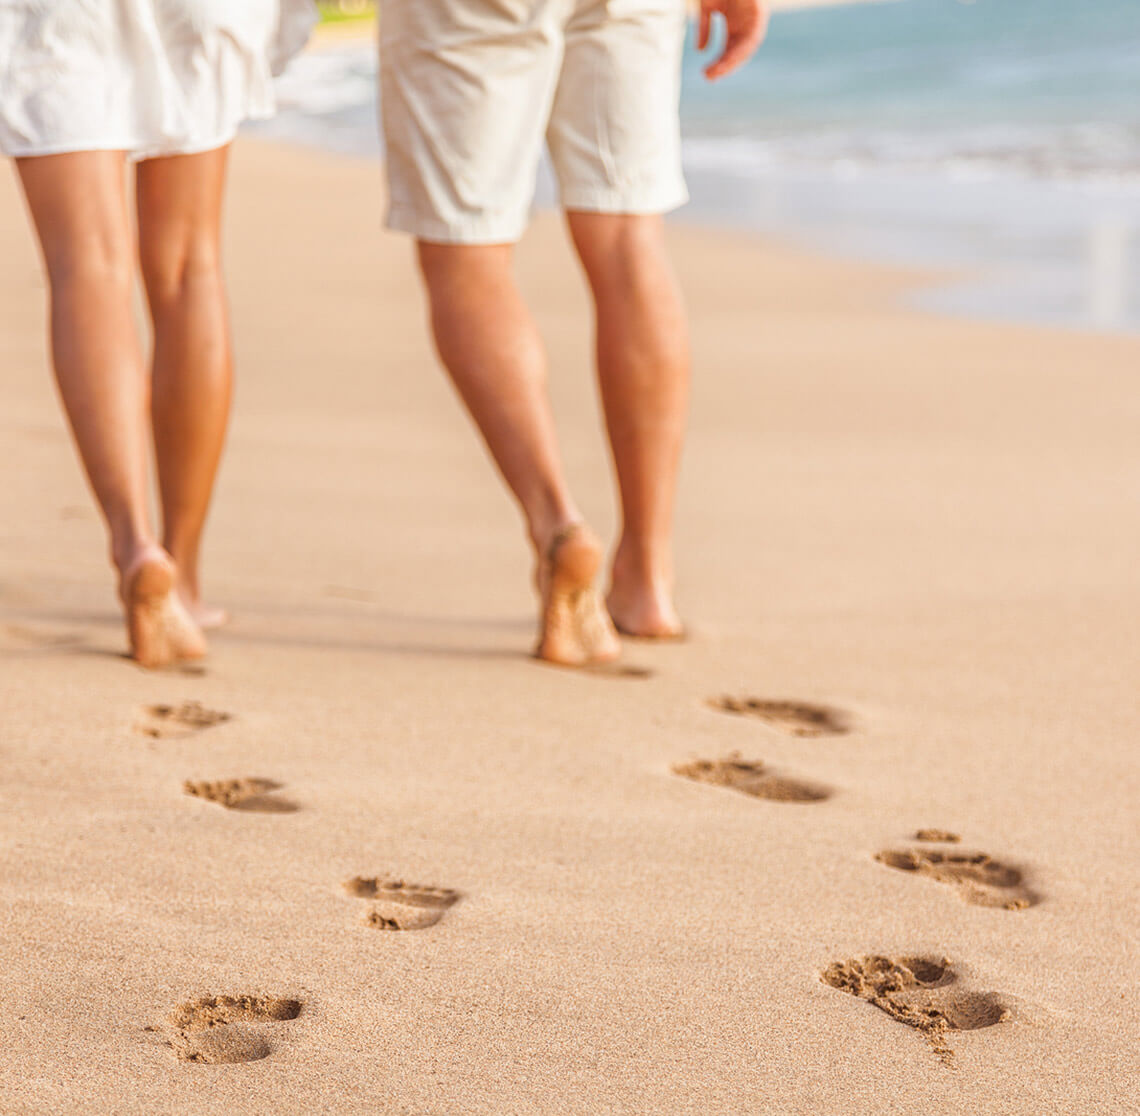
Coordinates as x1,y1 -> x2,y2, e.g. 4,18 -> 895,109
379,0 -> 690,244
0,0 -> 316,161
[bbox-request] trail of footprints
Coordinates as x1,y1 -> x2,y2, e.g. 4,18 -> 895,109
688,694 -> 1025,1061
672,695 -> 844,803
134,704 -> 299,813
141,697 -> 461,1061
143,689 -> 1027,1067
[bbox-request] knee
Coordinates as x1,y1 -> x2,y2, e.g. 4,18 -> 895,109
416,241 -> 514,305
140,235 -> 223,307
574,215 -> 669,296
42,232 -> 134,293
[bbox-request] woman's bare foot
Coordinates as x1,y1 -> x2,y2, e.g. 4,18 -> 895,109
535,525 -> 621,666
171,559 -> 229,630
607,561 -> 684,641
120,548 -> 208,669
179,592 -> 230,631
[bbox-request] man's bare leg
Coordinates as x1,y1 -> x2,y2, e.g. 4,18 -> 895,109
16,152 -> 206,667
417,242 -> 620,665
567,212 -> 688,638
137,147 -> 233,629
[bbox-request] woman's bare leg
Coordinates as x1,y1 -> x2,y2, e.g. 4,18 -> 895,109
567,212 -> 688,638
15,151 -> 206,667
416,241 -> 619,665
136,146 -> 233,628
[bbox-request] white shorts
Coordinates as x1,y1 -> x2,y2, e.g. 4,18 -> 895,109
0,0 -> 315,161
379,0 -> 690,244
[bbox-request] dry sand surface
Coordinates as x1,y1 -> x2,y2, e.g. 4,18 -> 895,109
2,139 -> 1138,1114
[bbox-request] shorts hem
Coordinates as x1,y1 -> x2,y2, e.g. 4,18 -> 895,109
559,184 -> 690,215
385,204 -> 531,245
2,128 -> 241,162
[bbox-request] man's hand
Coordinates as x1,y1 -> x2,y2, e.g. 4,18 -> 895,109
698,0 -> 769,82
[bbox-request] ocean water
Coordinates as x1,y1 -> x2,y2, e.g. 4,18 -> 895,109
683,0 -> 1140,184
254,0 -> 1140,332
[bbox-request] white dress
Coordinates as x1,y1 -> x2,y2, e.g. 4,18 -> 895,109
0,0 -> 317,159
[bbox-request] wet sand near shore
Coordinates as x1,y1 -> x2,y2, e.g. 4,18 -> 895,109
1,139 -> 1137,1114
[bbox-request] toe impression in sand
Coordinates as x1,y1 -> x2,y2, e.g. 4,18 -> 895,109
914,828 -> 961,844
535,525 -> 621,667
135,701 -> 231,739
673,754 -> 832,803
707,697 -> 851,737
153,995 -> 303,1064
821,955 -> 1009,1063
875,841 -> 1037,910
344,876 -> 461,931
183,778 -> 299,814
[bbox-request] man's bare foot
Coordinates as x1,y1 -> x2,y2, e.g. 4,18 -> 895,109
606,580 -> 684,640
607,543 -> 684,639
535,525 -> 621,666
120,548 -> 208,669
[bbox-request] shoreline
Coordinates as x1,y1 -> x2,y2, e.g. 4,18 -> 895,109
274,11 -> 1140,339
248,101 -> 1140,337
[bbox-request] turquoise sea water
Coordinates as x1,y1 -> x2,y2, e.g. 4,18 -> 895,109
256,0 -> 1140,331
684,0 -> 1140,182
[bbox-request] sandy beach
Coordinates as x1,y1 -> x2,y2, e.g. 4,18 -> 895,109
2,138 -> 1138,1113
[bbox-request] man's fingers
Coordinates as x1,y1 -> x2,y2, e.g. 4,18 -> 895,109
697,6 -> 712,51
699,1 -> 768,81
704,21 -> 764,81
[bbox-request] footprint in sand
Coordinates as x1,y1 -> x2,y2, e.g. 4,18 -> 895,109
135,701 -> 231,739
707,697 -> 851,736
914,828 -> 961,844
673,754 -> 831,803
583,663 -> 654,680
344,876 -> 461,931
875,833 -> 1037,910
821,955 -> 1008,1063
153,995 -> 302,1064
183,778 -> 299,814
4,623 -> 83,649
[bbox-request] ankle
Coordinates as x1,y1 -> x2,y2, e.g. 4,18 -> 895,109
110,532 -> 162,579
527,502 -> 585,559
172,563 -> 201,604
610,538 -> 673,597
164,538 -> 201,591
